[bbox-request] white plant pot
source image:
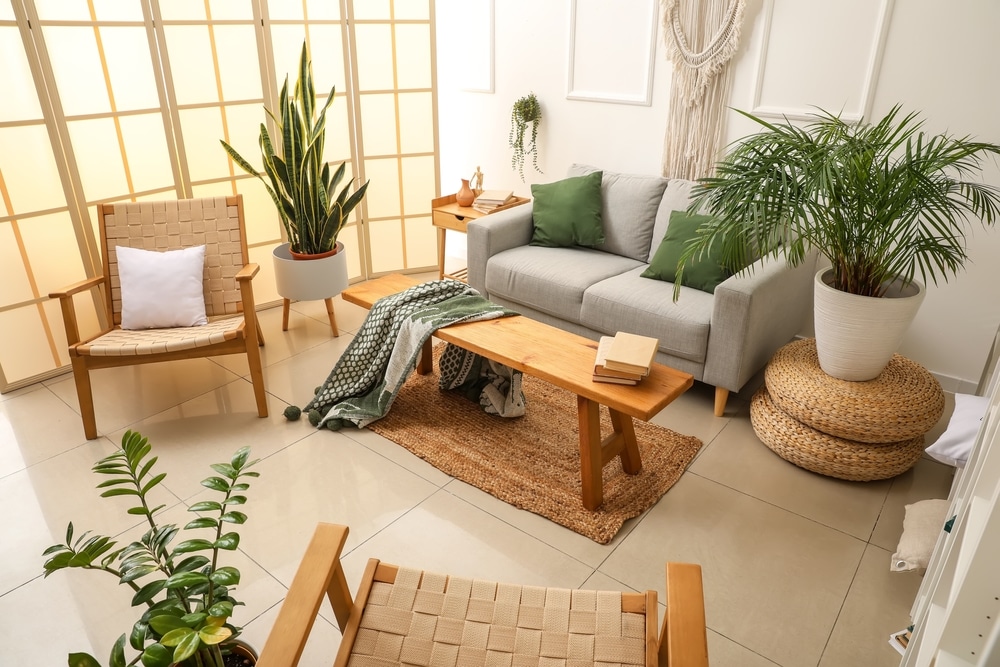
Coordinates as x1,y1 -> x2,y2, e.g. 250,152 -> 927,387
272,242 -> 349,302
813,268 -> 925,381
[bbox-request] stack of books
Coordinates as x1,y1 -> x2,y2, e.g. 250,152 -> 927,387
472,189 -> 514,213
593,332 -> 659,385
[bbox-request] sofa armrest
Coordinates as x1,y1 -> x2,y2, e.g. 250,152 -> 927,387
702,250 -> 818,393
466,204 -> 534,296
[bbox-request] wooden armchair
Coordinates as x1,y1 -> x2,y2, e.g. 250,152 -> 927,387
48,196 -> 267,439
256,523 -> 709,667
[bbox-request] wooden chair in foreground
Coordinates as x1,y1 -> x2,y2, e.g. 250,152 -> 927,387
256,523 -> 709,667
48,196 -> 267,440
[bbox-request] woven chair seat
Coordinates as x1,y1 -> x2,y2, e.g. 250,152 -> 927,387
347,566 -> 648,667
751,387 -> 926,481
764,338 -> 944,443
78,317 -> 243,357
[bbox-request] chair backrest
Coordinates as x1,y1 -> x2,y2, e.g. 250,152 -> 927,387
98,196 -> 250,326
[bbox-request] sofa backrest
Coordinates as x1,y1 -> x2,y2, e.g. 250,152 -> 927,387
567,163 -> 668,262
567,164 -> 697,263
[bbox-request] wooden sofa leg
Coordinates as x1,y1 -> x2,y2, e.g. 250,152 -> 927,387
714,387 -> 729,417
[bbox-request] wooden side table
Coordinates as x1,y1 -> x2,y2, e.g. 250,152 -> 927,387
430,193 -> 529,281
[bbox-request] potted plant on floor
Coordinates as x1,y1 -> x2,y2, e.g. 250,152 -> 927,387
676,105 -> 1000,380
509,92 -> 542,181
42,431 -> 260,667
221,42 -> 369,312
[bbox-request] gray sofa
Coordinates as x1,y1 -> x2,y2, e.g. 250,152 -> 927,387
467,164 -> 817,416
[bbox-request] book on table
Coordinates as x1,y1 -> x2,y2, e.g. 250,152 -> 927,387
603,331 -> 658,375
592,335 -> 642,384
474,189 -> 514,206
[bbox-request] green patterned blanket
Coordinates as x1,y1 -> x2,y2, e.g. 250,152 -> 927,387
295,279 -> 519,429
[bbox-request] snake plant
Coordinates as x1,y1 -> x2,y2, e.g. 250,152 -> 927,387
222,42 -> 369,256
42,431 -> 259,667
676,105 -> 1000,298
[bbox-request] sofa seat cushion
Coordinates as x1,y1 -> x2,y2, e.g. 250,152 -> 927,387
485,246 -> 643,323
581,267 -> 713,364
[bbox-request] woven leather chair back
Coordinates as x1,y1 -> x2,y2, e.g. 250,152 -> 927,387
98,196 -> 250,325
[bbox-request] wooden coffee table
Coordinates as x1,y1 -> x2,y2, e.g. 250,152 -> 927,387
342,274 -> 694,510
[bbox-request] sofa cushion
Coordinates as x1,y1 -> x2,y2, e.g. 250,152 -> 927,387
484,245 -> 643,323
649,179 -> 697,261
581,267 -> 713,363
642,210 -> 730,293
568,163 -> 668,261
529,171 -> 605,248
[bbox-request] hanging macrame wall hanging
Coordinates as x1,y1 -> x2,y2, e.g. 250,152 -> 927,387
661,0 -> 746,180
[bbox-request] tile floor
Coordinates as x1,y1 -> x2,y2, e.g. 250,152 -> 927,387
0,273 -> 956,666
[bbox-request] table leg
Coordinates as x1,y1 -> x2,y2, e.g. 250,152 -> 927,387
417,339 -> 433,375
577,398 -> 645,510
436,227 -> 446,280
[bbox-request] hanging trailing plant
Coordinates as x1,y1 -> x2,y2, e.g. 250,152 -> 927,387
509,93 -> 542,181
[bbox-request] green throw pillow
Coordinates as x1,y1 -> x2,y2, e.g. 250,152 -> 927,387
529,171 -> 605,247
641,210 -> 729,293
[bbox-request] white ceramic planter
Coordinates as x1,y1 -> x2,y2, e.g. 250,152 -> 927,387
813,268 -> 925,381
272,242 -> 349,302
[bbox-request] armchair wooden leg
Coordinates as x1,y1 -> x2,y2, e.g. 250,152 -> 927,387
246,344 -> 268,418
71,358 -> 98,440
256,319 -> 265,346
659,562 -> 709,667
714,387 -> 729,417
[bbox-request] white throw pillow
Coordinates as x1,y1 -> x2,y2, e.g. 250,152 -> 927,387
117,245 -> 208,330
891,498 -> 950,572
925,393 -> 990,467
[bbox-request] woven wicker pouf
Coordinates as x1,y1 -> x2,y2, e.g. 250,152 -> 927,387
751,338 -> 943,481
751,388 -> 926,481
765,338 -> 944,443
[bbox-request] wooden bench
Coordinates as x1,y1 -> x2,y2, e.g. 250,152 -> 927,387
341,274 -> 694,510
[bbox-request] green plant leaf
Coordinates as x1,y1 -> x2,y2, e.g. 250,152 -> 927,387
223,496 -> 247,506
109,633 -> 127,667
181,612 -> 207,627
120,564 -> 158,583
207,601 -> 234,618
148,614 -> 187,635
100,487 -> 140,498
140,473 -> 167,496
184,517 -> 219,530
159,627 -> 195,647
188,501 -> 222,513
200,476 -> 229,492
171,631 -> 202,664
130,620 -> 148,650
213,533 -> 240,550
174,555 -> 211,573
164,571 -> 209,589
210,566 -> 240,586
210,463 -> 237,479
173,538 -> 214,554
220,511 -> 247,524
230,446 -> 251,469
139,642 -> 171,667
199,624 -> 233,645
132,579 -> 166,606
68,653 -> 102,667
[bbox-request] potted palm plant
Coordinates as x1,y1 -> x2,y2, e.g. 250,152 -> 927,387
221,42 -> 369,305
677,105 -> 1000,380
42,431 -> 260,667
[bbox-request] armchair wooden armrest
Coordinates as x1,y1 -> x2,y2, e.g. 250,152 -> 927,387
48,275 -> 108,348
660,562 -> 709,667
48,274 -> 105,300
235,262 -> 260,282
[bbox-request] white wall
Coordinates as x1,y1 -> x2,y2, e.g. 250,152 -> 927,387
434,0 -> 1000,390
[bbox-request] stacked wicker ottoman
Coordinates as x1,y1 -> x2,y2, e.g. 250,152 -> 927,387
750,338 -> 945,481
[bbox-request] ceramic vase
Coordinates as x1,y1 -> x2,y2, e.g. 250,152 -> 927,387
813,268 -> 925,381
456,178 -> 475,206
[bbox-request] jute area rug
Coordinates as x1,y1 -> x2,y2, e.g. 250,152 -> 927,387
366,347 -> 703,544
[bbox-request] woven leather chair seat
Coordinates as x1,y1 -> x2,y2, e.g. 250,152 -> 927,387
79,317 -> 242,356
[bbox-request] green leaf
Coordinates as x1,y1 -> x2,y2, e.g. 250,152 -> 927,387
184,517 -> 218,530
109,633 -> 127,667
200,476 -> 229,492
210,463 -> 237,479
210,566 -> 240,586
171,631 -> 202,663
188,501 -> 222,513
220,511 -> 247,524
130,620 -> 148,650
207,600 -> 234,618
181,612 -> 207,627
120,564 -> 158,583
148,614 -> 187,635
99,488 -> 140,498
132,579 -> 166,606
140,473 -> 167,496
68,653 -> 102,667
174,555 -> 211,572
223,495 -> 247,506
173,538 -> 214,554
139,642 -> 172,667
164,571 -> 209,589
199,624 -> 233,645
214,533 -> 240,550
159,627 -> 195,647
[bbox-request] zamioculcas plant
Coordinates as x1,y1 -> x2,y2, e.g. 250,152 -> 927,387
221,42 -> 369,256
42,431 -> 259,667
